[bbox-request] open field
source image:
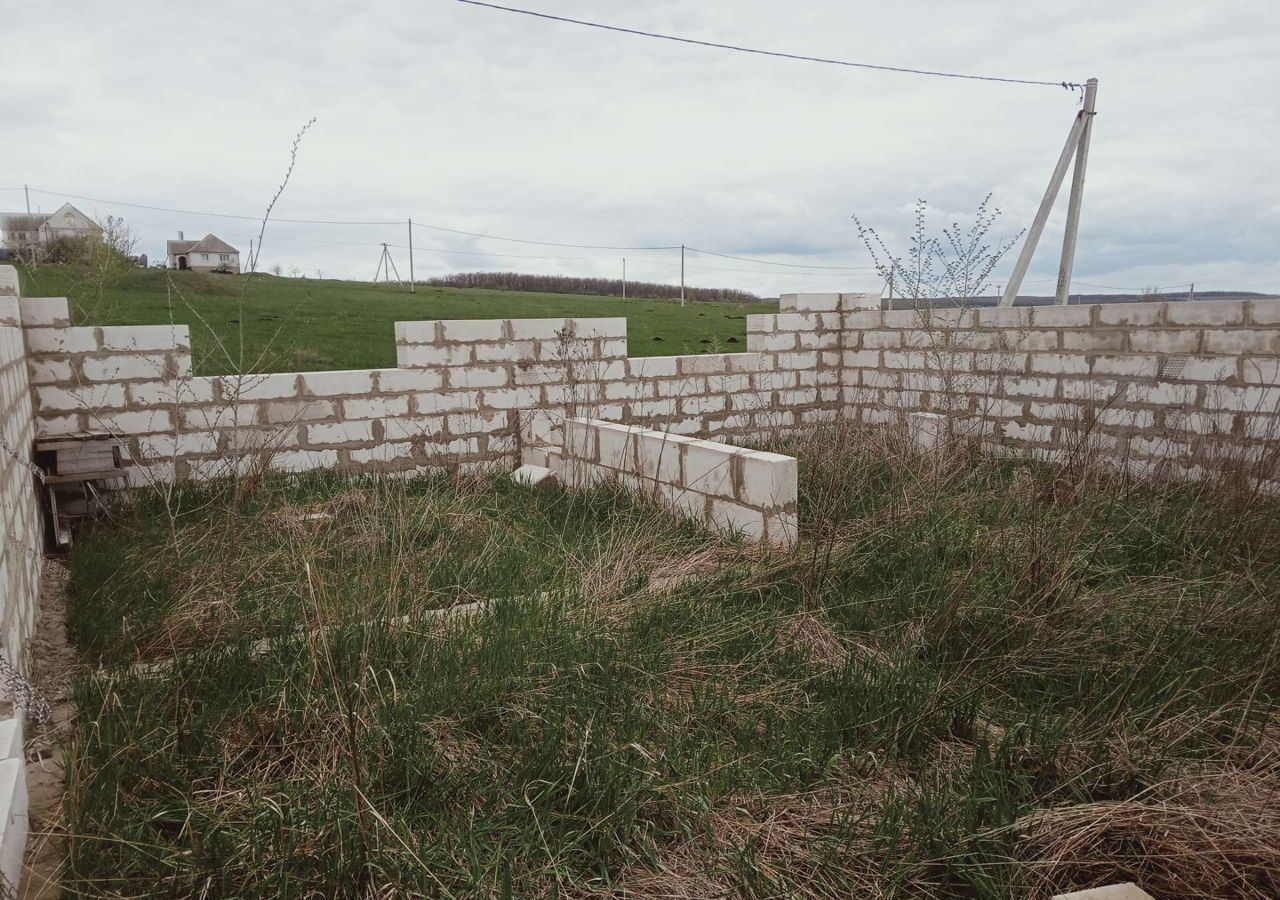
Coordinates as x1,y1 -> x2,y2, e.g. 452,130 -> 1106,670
16,265 -> 773,376
59,423 -> 1280,898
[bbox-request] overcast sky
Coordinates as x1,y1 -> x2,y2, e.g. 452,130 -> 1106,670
3,0 -> 1278,296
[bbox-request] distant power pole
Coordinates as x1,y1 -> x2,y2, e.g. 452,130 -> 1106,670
1188,282 -> 1196,302
622,257 -> 626,301
408,219 -> 416,293
24,185 -> 30,214
680,244 -> 686,307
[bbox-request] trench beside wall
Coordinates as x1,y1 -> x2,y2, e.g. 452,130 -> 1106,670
0,269 -> 42,681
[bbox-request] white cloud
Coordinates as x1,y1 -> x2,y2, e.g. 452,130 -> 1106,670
3,0 -> 1277,295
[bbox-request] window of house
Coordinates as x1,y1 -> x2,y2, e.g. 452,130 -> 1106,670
219,254 -> 230,262
202,253 -> 209,261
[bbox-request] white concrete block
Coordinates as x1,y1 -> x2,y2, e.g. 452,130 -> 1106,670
738,450 -> 797,509
18,297 -> 70,326
709,498 -> 766,541
909,412 -> 947,453
394,321 -> 439,344
441,319 -> 504,342
300,370 -> 375,397
398,343 -> 473,368
682,440 -> 735,497
448,366 -> 509,389
98,325 -> 189,352
511,464 -> 557,486
25,327 -> 98,354
306,420 -> 375,445
0,755 -> 28,895
0,718 -> 21,759
81,353 -> 171,382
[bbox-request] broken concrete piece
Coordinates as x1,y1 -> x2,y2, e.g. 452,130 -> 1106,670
511,464 -> 557,487
1052,883 -> 1154,900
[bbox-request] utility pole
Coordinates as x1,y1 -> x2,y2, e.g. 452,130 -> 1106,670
374,243 -> 402,285
1000,77 -> 1098,307
622,257 -> 626,301
1054,77 -> 1099,305
24,185 -> 30,215
1188,282 -> 1195,302
887,271 -> 894,303
408,219 -> 415,293
680,244 -> 685,307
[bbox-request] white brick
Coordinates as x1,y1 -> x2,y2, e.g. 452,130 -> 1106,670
399,343 -> 472,368
81,354 -> 171,382
446,412 -> 507,435
1243,357 -> 1280,386
394,321 -> 439,344
18,297 -> 70,326
708,499 -> 766,541
507,318 -> 571,340
300,370 -> 375,396
681,394 -> 726,415
442,319 -> 505,342
1096,303 -> 1161,326
35,384 -> 126,411
596,423 -> 640,470
1128,330 -> 1200,353
26,328 -> 97,354
627,357 -> 679,378
1093,355 -> 1158,378
482,387 -> 541,409
1203,330 -> 1280,354
129,379 -> 216,406
376,368 -> 444,393
99,325 -> 189,352
217,373 -> 298,401
738,450 -> 796,509
26,358 -> 73,385
682,440 -> 735,496
448,366 -> 509,389
1166,301 -> 1246,327
1029,353 -> 1090,375
90,408 -> 174,434
270,449 -> 340,472
306,420 -> 375,445
342,396 -> 410,418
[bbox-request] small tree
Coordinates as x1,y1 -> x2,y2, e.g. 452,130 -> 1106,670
852,196 -> 1024,443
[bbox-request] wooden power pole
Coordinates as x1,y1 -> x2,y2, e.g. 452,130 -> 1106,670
1000,78 -> 1098,307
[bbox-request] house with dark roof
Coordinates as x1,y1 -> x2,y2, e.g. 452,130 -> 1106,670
1,203 -> 102,259
166,232 -> 241,273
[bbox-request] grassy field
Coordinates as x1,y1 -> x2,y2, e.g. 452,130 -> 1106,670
16,266 -> 772,376
60,424 -> 1280,898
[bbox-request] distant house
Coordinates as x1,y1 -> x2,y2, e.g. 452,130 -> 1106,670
166,233 -> 241,273
1,203 -> 102,258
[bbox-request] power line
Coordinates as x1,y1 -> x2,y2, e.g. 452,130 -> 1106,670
455,0 -> 1084,90
411,220 -> 678,251
685,246 -> 873,270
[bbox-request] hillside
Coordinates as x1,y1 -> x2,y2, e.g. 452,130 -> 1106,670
17,266 -> 774,376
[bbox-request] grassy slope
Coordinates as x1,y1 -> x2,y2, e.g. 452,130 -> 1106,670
61,428 -> 1280,898
17,266 -> 773,376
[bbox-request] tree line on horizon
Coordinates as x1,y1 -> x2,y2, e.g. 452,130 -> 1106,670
424,271 -> 760,303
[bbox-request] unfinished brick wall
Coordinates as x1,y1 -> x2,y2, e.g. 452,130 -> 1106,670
4,259 -> 1278,497
0,270 -> 42,681
525,417 -> 798,545
840,300 -> 1280,483
15,290 -> 848,485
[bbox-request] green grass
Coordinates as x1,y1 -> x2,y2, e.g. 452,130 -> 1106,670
61,427 -> 1280,898
17,265 -> 773,376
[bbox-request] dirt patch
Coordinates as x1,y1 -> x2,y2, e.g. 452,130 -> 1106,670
20,559 -> 79,900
